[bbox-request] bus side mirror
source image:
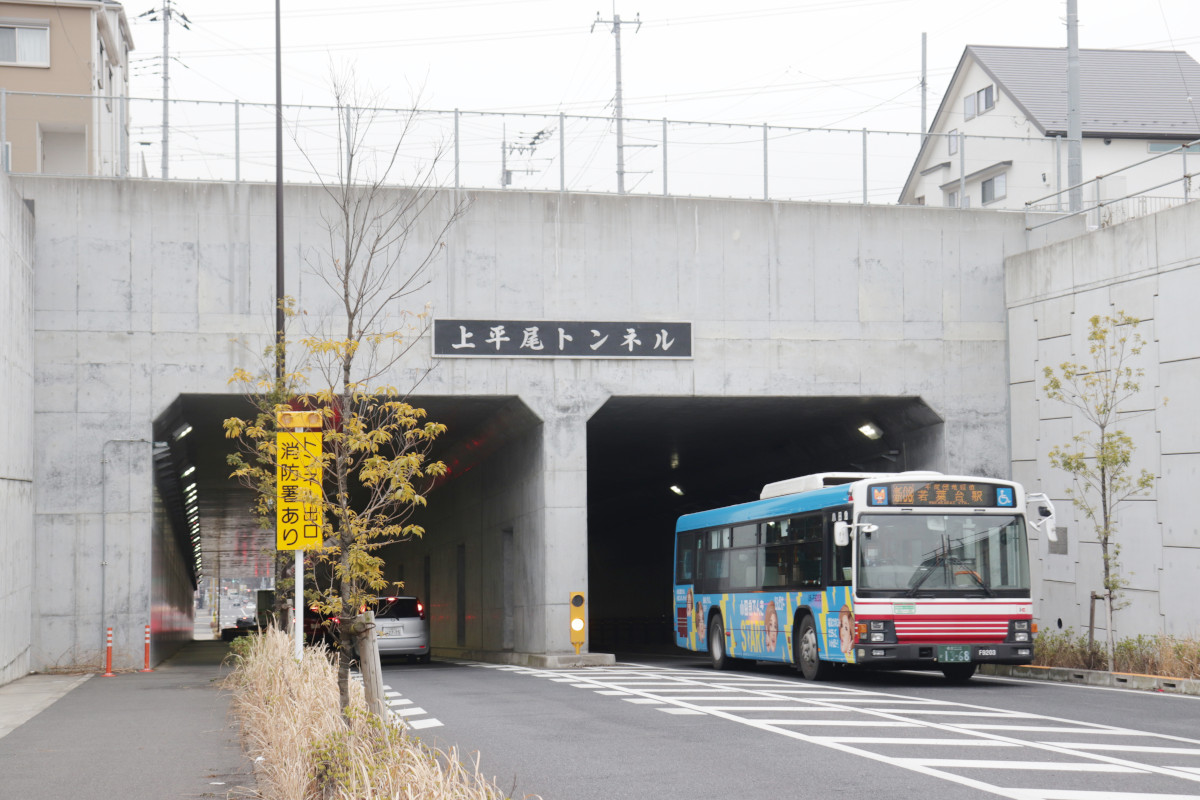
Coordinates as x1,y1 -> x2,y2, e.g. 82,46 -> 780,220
833,521 -> 850,548
1026,493 -> 1057,542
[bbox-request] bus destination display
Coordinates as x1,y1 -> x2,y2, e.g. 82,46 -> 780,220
867,481 -> 1015,508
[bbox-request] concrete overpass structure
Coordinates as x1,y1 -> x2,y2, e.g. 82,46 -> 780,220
0,170 -> 1196,681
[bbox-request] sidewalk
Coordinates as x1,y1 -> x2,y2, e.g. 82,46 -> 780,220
0,639 -> 254,800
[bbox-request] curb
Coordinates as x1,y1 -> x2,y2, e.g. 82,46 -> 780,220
979,663 -> 1200,696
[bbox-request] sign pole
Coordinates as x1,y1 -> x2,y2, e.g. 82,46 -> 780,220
295,545 -> 303,661
276,409 -> 324,663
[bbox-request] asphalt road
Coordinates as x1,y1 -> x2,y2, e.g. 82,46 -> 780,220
379,652 -> 1200,800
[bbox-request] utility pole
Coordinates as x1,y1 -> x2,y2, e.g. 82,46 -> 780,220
592,11 -> 640,194
1066,0 -> 1083,212
138,1 -> 191,180
920,32 -> 928,139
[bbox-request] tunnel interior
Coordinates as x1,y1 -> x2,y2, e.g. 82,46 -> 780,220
585,396 -> 943,653
155,392 -> 942,654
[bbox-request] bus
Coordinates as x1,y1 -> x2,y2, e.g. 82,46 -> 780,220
673,471 -> 1055,681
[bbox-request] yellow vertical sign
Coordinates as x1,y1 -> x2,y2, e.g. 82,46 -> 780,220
276,431 -> 323,550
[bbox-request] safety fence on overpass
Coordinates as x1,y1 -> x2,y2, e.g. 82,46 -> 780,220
0,89 -> 1194,228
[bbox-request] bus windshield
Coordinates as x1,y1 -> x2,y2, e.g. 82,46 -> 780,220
856,513 -> 1030,597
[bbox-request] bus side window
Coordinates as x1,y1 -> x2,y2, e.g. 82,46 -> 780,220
675,532 -> 697,582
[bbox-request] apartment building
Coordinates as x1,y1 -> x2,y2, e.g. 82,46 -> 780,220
0,0 -> 133,176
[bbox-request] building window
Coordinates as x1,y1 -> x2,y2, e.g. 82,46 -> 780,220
948,129 -> 959,155
964,85 -> 995,120
981,172 -> 1007,204
1148,142 -> 1200,153
0,23 -> 49,67
947,190 -> 959,208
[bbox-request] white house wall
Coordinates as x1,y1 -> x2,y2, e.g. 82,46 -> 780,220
908,58 -> 1196,214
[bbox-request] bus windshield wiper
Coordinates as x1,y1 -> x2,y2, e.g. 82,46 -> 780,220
907,554 -> 992,597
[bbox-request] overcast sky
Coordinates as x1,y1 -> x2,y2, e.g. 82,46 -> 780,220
127,0 -> 1200,135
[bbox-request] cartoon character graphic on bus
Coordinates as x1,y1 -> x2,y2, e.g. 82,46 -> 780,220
838,604 -> 855,655
764,600 -> 779,652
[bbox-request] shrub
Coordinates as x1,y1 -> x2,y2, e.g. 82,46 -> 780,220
1034,628 -> 1200,679
225,627 -> 528,800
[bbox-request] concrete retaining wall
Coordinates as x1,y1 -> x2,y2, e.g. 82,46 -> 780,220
0,169 -> 35,686
16,176 -> 1028,666
1007,200 -> 1200,641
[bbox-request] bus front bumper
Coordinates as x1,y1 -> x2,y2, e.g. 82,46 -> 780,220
851,642 -> 1034,668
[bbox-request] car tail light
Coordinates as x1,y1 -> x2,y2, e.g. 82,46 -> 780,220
417,602 -> 425,620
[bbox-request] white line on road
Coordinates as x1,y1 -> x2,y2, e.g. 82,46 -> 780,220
895,758 -> 1145,772
393,707 -> 427,717
408,718 -> 443,730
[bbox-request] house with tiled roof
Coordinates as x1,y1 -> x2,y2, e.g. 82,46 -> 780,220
899,46 -> 1200,219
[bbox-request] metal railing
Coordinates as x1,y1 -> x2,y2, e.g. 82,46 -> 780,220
0,88 -> 1195,227
1024,138 -> 1199,231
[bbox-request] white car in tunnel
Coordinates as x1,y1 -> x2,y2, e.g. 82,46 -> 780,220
373,596 -> 431,663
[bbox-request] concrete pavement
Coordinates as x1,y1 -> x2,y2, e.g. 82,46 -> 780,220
0,638 -> 253,800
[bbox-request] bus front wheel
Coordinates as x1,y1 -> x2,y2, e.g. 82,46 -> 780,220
796,616 -> 832,681
709,616 -> 735,670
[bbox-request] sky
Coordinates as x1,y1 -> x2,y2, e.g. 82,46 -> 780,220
128,0 -> 1200,132
119,1 -> 1200,195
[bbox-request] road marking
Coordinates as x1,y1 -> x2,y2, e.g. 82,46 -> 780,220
474,661 -> 1200,798
814,737 -> 1020,746
595,690 -> 629,695
408,718 -> 444,730
953,725 -> 1159,734
393,707 -> 428,717
895,759 -> 1146,772
1005,791 -> 1200,800
387,698 -> 413,707
1046,744 -> 1200,755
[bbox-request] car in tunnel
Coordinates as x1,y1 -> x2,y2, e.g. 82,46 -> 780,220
304,596 -> 430,663
373,596 -> 430,663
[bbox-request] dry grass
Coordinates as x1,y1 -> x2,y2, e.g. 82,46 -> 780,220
1035,629 -> 1200,679
224,628 -> 535,800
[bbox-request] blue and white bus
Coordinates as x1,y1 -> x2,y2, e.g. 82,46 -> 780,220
673,472 -> 1054,681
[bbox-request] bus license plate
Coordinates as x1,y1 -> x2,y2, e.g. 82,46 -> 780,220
938,645 -> 971,663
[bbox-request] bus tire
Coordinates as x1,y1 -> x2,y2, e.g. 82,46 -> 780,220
941,663 -> 976,683
708,615 -> 735,670
796,615 -> 832,681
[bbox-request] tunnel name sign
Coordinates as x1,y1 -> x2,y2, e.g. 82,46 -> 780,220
433,320 -> 692,359
275,431 -> 323,550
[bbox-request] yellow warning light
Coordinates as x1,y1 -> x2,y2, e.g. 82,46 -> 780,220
277,409 -> 322,429
569,591 -> 586,653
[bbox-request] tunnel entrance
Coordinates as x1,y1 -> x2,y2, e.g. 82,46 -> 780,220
585,396 -> 942,654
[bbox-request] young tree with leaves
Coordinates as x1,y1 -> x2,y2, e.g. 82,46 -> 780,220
227,73 -> 469,717
1042,311 -> 1156,672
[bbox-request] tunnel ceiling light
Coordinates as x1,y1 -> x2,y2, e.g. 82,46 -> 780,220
669,451 -> 680,470
858,422 -> 883,440
669,485 -> 684,496
173,424 -> 193,441
185,482 -> 197,493
181,465 -> 195,478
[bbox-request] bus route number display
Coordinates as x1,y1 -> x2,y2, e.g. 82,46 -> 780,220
867,481 -> 1014,508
